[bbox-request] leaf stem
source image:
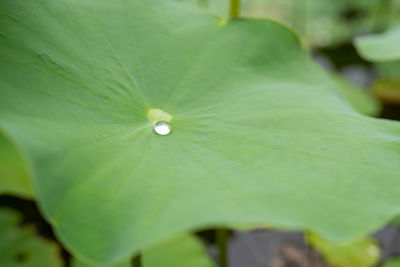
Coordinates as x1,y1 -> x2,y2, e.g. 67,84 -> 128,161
229,0 -> 241,19
216,228 -> 229,267
131,253 -> 142,267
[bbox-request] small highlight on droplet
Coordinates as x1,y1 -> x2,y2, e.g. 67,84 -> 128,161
154,121 -> 172,136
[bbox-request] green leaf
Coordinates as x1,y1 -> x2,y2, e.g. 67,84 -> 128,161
354,27 -> 400,62
143,235 -> 214,267
0,208 -> 62,267
385,259 -> 400,267
0,130 -> 33,198
72,234 -> 214,267
333,75 -> 381,116
306,233 -> 380,267
72,257 -> 130,267
391,215 -> 400,226
377,61 -> 400,84
1,0 -> 400,265
372,62 -> 400,104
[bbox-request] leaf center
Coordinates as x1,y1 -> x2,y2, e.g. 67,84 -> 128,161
147,109 -> 172,124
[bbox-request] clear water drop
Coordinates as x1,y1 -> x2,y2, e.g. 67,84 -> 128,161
154,121 -> 172,136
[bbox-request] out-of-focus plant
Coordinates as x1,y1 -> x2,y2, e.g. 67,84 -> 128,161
180,0 -> 400,47
306,233 -> 380,267
355,27 -> 400,105
0,208 -> 62,267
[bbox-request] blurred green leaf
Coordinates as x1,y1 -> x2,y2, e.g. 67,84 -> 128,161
385,259 -> 400,267
72,257 -> 130,267
377,62 -> 400,84
391,215 -> 400,227
355,27 -> 400,62
333,75 -> 381,116
307,233 -> 380,267
0,208 -> 62,267
372,61 -> 400,104
72,234 -> 214,267
2,0 -> 400,265
0,130 -> 32,198
143,235 -> 214,267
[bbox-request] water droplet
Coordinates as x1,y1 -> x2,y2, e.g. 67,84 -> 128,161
154,121 -> 172,136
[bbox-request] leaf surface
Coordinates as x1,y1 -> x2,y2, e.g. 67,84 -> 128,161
1,0 -> 400,264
